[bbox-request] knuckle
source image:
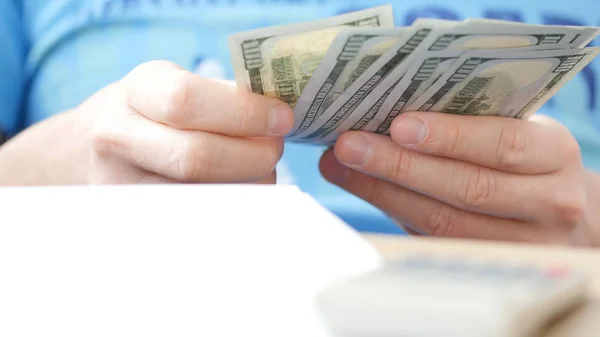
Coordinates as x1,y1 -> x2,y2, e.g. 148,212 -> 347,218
232,94 -> 254,135
560,131 -> 582,162
434,123 -> 465,157
495,126 -> 528,169
161,70 -> 193,126
546,187 -> 587,228
174,135 -> 212,182
90,130 -> 111,156
454,165 -> 498,208
425,205 -> 456,237
231,91 -> 270,136
536,116 -> 582,164
272,138 -> 285,163
89,104 -> 124,157
91,127 -> 123,157
388,147 -> 413,183
258,138 -> 284,176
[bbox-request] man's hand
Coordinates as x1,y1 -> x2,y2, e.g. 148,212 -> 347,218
0,60 -> 293,185
320,112 -> 598,246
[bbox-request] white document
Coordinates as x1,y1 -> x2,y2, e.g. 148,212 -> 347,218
0,184 -> 380,337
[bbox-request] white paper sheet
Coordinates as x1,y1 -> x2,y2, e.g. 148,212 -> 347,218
0,184 -> 380,337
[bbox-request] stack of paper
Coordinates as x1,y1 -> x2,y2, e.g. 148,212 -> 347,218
0,184 -> 380,337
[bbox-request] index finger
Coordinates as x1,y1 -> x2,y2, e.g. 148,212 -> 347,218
122,61 -> 294,137
389,112 -> 580,174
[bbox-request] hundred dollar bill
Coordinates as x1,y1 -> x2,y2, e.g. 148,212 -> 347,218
301,21 -> 592,144
364,22 -> 600,135
228,5 -> 394,108
366,51 -> 460,135
405,47 -> 600,119
295,27 -> 439,141
287,17 -> 461,138
464,18 -> 600,47
288,27 -> 409,138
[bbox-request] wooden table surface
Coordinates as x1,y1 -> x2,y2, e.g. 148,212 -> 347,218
364,235 -> 600,337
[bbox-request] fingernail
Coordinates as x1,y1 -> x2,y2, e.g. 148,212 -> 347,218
269,104 -> 293,135
393,115 -> 427,145
338,134 -> 373,166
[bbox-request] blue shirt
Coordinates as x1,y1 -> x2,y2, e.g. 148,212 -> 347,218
2,0 -> 600,233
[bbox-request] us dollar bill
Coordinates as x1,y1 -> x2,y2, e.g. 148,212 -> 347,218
464,18 -> 600,47
301,21 -> 594,144
228,5 -> 394,108
295,27 -> 439,141
288,27 -> 409,138
288,19 -> 462,138
367,22 -> 600,135
405,47 -> 600,119
365,51 -> 460,135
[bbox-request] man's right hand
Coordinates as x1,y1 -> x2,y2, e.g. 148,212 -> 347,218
0,60 -> 294,185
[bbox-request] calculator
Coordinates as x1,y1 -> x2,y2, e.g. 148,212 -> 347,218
315,254 -> 589,337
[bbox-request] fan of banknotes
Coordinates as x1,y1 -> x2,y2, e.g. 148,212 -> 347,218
228,4 -> 600,146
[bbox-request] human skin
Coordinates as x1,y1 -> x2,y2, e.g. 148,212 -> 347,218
0,60 -> 294,185
320,112 -> 600,246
